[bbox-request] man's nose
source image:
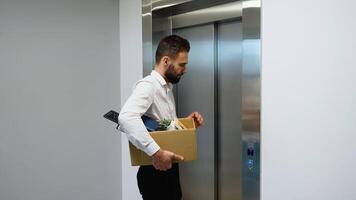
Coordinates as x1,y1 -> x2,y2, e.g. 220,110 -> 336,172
183,67 -> 187,74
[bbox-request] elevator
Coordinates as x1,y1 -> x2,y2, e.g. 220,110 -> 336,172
142,1 -> 260,199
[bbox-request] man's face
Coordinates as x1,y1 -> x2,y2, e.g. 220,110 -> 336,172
164,51 -> 188,84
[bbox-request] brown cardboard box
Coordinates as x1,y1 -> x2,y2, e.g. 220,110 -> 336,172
129,118 -> 197,166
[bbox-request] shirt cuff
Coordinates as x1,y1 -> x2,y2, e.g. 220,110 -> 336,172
144,141 -> 160,156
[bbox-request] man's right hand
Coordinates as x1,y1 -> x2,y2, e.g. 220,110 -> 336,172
151,149 -> 184,171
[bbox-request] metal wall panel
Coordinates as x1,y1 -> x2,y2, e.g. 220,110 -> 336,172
241,1 -> 261,200
174,24 -> 216,200
142,0 -> 153,76
171,1 -> 242,29
218,20 -> 243,200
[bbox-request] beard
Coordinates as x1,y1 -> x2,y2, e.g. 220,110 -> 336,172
165,64 -> 181,84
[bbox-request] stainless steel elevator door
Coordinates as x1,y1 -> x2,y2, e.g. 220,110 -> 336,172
218,20 -> 243,200
174,24 -> 216,200
174,20 -> 243,200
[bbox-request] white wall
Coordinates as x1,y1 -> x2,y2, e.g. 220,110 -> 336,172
261,0 -> 356,199
0,0 -> 121,200
119,0 -> 143,199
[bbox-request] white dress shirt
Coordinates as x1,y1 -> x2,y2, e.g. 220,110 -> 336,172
118,70 -> 177,156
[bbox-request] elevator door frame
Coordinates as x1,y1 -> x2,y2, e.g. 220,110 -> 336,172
143,1 -> 261,199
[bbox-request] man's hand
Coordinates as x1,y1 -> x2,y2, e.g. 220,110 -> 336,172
152,149 -> 184,171
187,112 -> 204,127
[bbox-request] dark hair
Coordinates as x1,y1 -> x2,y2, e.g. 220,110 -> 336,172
155,35 -> 190,64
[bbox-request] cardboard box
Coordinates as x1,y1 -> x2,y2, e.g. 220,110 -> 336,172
129,118 -> 197,166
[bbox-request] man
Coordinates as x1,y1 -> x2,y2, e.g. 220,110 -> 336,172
119,35 -> 204,200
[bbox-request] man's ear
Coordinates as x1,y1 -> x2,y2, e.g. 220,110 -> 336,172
161,56 -> 170,66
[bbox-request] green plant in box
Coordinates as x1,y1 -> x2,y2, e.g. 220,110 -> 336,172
156,119 -> 172,131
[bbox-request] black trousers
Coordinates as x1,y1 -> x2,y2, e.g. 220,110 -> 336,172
137,163 -> 182,200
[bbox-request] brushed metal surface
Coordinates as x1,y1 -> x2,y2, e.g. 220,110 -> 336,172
218,20 -> 243,200
172,1 -> 242,29
175,24 -> 216,200
241,1 -> 261,200
142,0 -> 153,76
151,0 -> 192,11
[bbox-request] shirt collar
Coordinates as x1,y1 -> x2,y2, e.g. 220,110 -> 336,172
151,70 -> 173,89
